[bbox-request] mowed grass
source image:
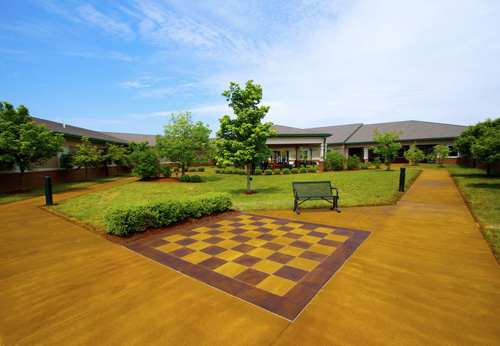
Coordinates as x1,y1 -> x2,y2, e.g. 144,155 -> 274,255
51,168 -> 420,230
0,175 -> 131,205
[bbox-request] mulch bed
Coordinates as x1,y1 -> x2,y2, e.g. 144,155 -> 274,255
8,190 -> 34,195
241,191 -> 259,195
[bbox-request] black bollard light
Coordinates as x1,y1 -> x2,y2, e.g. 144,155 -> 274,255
44,176 -> 53,206
399,167 -> 406,192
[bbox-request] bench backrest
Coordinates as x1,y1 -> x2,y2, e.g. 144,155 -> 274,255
293,181 -> 332,197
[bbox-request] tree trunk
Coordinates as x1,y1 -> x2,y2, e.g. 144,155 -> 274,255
181,163 -> 186,175
104,164 -> 109,177
487,164 -> 491,177
19,167 -> 26,191
247,165 -> 251,192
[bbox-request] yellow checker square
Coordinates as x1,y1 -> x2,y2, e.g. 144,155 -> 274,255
299,235 -> 322,244
285,222 -> 303,228
214,262 -> 248,278
217,220 -> 235,226
238,219 -> 255,225
257,276 -> 296,296
242,230 -> 261,238
245,238 -> 267,247
272,237 -> 296,246
261,223 -> 282,230
216,249 -> 243,261
287,257 -> 319,271
309,243 -> 336,255
182,251 -> 212,264
217,239 -> 241,249
156,242 -> 183,253
313,227 -> 335,234
251,259 -> 283,274
278,246 -> 305,257
290,228 -> 310,235
190,233 -> 212,241
192,226 -> 213,233
325,234 -> 349,242
217,225 -> 235,232
258,218 -> 276,223
240,224 -> 259,231
162,234 -> 186,243
185,241 -> 212,251
247,247 -> 275,259
268,230 -> 287,237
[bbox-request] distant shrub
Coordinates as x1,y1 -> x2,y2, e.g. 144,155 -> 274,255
273,169 -> 281,175
282,168 -> 291,175
225,169 -> 233,174
307,167 -> 316,173
190,175 -> 202,182
179,174 -> 190,182
160,164 -> 171,178
361,162 -> 372,170
265,169 -> 273,175
254,168 -> 262,175
188,167 -> 197,172
104,193 -> 233,236
291,168 -> 299,174
215,169 -> 221,173
238,169 -> 246,175
373,157 -> 382,169
325,150 -> 345,171
347,155 -> 361,170
299,167 -> 307,173
197,167 -> 205,172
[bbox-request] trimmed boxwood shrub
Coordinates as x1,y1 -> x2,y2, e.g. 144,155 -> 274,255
215,169 -> 221,173
265,169 -> 273,175
104,193 -> 233,236
179,174 -> 190,182
308,167 -> 316,173
197,167 -> 205,172
361,162 -> 372,170
190,175 -> 202,182
273,169 -> 281,175
225,168 -> 233,174
188,167 -> 197,172
299,167 -> 307,173
238,169 -> 246,175
254,168 -> 262,175
282,168 -> 290,174
291,168 -> 299,174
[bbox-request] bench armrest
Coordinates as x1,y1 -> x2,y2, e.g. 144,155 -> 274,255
331,187 -> 339,196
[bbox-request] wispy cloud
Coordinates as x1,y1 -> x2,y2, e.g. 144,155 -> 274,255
63,50 -> 132,62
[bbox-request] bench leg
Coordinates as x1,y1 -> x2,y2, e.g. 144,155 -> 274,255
330,199 -> 341,213
293,198 -> 300,214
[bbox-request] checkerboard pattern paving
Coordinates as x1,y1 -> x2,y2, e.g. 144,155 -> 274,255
125,213 -> 371,321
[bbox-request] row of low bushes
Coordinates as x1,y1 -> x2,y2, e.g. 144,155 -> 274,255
104,192 -> 232,236
179,174 -> 202,182
187,167 -> 205,172
215,167 -> 317,175
324,151 -> 384,171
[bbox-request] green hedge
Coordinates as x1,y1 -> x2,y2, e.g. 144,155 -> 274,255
190,175 -> 202,182
179,174 -> 190,182
299,167 -> 307,173
291,168 -> 299,174
265,169 -> 273,175
197,167 -> 205,172
104,193 -> 233,236
254,168 -> 262,175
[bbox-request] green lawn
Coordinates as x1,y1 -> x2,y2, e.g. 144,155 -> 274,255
51,168 -> 420,230
0,175 -> 131,205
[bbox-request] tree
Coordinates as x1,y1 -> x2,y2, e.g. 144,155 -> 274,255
74,136 -> 102,181
128,141 -> 160,179
103,143 -> 130,176
404,142 -> 425,166
454,118 -> 500,176
217,80 -> 277,192
428,144 -> 450,167
156,111 -> 211,175
370,128 -> 403,171
0,102 -> 64,191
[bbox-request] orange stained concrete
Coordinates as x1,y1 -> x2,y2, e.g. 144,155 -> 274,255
0,170 -> 499,345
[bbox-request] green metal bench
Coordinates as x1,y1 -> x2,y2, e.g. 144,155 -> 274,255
292,181 -> 340,215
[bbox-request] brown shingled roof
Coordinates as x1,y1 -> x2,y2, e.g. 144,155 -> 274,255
271,125 -> 331,137
33,117 -> 128,144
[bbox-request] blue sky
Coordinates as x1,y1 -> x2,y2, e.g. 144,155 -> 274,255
1,0 -> 499,136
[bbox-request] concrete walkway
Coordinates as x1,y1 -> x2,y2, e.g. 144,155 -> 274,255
1,170 -> 499,345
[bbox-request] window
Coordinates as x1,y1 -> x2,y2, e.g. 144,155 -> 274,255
449,146 -> 458,157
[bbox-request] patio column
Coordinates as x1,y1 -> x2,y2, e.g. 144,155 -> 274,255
363,147 -> 369,162
295,146 -> 300,168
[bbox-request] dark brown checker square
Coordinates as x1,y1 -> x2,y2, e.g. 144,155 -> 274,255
125,213 -> 371,321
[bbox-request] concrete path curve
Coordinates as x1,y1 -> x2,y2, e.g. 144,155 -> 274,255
1,170 -> 499,345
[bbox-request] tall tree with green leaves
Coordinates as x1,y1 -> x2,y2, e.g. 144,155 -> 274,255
74,136 -> 102,181
0,102 -> 64,191
103,143 -> 130,175
217,80 -> 277,192
404,142 -> 425,166
128,141 -> 160,179
454,118 -> 500,176
156,111 -> 211,175
370,128 -> 403,171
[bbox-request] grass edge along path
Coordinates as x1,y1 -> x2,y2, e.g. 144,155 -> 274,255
49,168 -> 421,232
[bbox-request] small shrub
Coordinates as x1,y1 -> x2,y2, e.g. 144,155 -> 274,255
274,168 -> 281,175
308,167 -> 316,173
238,169 -> 246,175
361,162 -> 372,170
215,169 -> 221,173
291,168 -> 299,174
325,150 -> 345,171
188,167 -> 197,172
347,155 -> 361,170
160,164 -> 171,178
373,157 -> 382,169
282,168 -> 291,175
254,168 -> 262,175
173,167 -> 179,172
190,175 -> 202,182
179,174 -> 190,182
225,168 -> 233,174
197,167 -> 205,172
265,169 -> 273,175
299,167 -> 307,173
